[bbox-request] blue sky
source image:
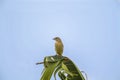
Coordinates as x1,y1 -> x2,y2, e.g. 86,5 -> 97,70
0,0 -> 120,80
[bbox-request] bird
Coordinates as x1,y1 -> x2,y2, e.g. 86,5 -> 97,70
53,37 -> 64,56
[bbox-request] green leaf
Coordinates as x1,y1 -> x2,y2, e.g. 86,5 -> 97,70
39,55 -> 86,80
40,56 -> 60,80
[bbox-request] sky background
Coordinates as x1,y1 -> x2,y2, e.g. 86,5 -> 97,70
0,0 -> 120,80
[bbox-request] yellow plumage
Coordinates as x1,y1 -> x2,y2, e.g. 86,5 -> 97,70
53,37 -> 64,56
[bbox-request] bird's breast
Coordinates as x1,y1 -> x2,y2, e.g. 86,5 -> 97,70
55,42 -> 63,55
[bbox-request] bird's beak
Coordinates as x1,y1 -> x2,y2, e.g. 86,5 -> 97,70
53,38 -> 55,40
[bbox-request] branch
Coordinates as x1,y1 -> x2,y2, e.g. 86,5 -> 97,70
36,62 -> 44,65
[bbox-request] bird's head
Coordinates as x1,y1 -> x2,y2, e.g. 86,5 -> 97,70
53,37 -> 62,42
